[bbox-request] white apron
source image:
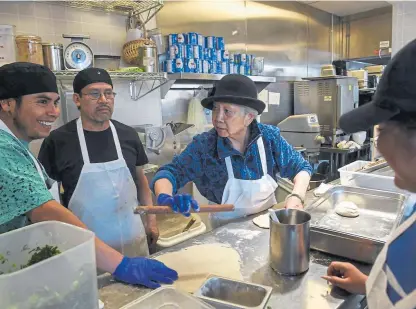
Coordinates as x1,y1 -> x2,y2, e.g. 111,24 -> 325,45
210,137 -> 278,227
366,211 -> 416,309
0,120 -> 60,203
68,118 -> 148,257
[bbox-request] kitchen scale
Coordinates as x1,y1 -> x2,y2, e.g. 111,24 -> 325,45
63,34 -> 94,70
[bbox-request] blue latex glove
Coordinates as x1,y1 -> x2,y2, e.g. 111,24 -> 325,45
157,193 -> 200,217
113,257 -> 178,289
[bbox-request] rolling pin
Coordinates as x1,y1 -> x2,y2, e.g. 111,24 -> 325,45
135,204 -> 234,214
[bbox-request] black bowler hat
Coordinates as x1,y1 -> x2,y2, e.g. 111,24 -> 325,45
339,38 -> 416,133
201,74 -> 266,114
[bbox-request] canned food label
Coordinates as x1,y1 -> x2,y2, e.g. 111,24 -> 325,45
177,33 -> 185,44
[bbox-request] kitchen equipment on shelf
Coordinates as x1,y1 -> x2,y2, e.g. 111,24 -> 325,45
295,77 -> 359,147
194,276 -> 273,309
0,24 -> 16,66
134,122 -> 195,167
121,286 -> 214,309
135,204 -> 235,214
306,185 -> 407,263
348,69 -> 368,89
63,34 -> 94,70
148,28 -> 164,55
15,35 -> 44,65
122,38 -> 158,72
320,64 -> 336,77
42,43 -> 64,71
269,209 -> 311,275
0,221 -> 98,309
278,114 -> 324,160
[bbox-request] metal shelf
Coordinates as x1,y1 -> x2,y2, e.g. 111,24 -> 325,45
161,73 -> 276,98
54,71 -> 167,81
167,73 -> 276,83
54,71 -> 167,101
59,0 -> 163,16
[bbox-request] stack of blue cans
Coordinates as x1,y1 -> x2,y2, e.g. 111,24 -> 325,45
163,32 -> 255,75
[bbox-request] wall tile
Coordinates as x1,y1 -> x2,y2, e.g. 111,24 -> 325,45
53,20 -> 67,36
96,39 -> 111,55
37,18 -> 54,36
67,21 -> 83,34
34,2 -> 51,19
18,2 -> 35,17
0,13 -> 17,26
17,17 -> 38,35
0,2 -> 19,15
66,7 -> 82,22
50,4 -> 66,20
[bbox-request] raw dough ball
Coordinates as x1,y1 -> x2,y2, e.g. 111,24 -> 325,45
335,201 -> 360,218
252,213 -> 270,229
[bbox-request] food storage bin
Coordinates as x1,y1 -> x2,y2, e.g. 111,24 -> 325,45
0,24 -> 16,65
0,221 -> 98,309
15,34 -> 44,65
121,286 -> 214,309
338,160 -> 402,193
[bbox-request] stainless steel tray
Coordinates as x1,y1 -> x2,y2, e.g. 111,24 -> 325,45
194,276 -> 272,309
306,186 -> 406,263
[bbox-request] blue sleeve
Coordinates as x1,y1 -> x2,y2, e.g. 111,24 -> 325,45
273,130 -> 313,180
150,137 -> 203,195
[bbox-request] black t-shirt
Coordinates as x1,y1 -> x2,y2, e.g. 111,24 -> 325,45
38,119 -> 148,207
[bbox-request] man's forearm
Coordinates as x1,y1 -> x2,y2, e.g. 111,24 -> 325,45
29,200 -> 123,273
292,171 -> 311,199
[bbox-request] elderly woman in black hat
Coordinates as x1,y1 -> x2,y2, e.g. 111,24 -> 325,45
151,74 -> 312,224
323,39 -> 416,308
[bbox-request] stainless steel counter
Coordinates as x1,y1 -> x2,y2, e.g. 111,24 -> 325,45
98,190 -> 371,309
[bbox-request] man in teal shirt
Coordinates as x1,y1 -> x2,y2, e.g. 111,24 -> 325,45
0,62 -> 177,289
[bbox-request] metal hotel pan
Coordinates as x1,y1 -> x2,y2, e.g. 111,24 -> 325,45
195,276 -> 272,309
306,186 -> 406,264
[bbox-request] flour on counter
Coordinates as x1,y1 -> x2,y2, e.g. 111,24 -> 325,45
219,228 -> 262,240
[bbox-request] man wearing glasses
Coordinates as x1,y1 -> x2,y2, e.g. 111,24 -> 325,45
39,68 -> 157,257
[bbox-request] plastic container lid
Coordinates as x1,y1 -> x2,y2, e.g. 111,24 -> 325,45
0,221 -> 98,309
120,287 -> 214,309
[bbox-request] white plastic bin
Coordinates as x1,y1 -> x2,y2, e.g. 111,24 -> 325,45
0,221 -> 98,309
121,286 -> 214,309
0,24 -> 16,65
338,160 -> 401,193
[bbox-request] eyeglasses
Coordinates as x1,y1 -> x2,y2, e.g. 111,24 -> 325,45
81,91 -> 116,100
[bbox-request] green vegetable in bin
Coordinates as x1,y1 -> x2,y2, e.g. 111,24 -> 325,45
22,245 -> 61,268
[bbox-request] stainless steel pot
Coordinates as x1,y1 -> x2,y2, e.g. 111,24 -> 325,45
42,43 -> 64,71
138,42 -> 158,72
270,209 -> 311,275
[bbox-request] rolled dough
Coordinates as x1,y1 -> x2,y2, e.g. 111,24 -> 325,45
335,201 -> 360,218
154,244 -> 243,293
252,213 -> 270,229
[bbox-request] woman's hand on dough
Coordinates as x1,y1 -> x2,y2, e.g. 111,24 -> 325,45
322,262 -> 368,294
285,196 -> 304,209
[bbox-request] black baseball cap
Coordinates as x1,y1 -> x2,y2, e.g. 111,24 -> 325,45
339,39 -> 416,133
73,68 -> 113,94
